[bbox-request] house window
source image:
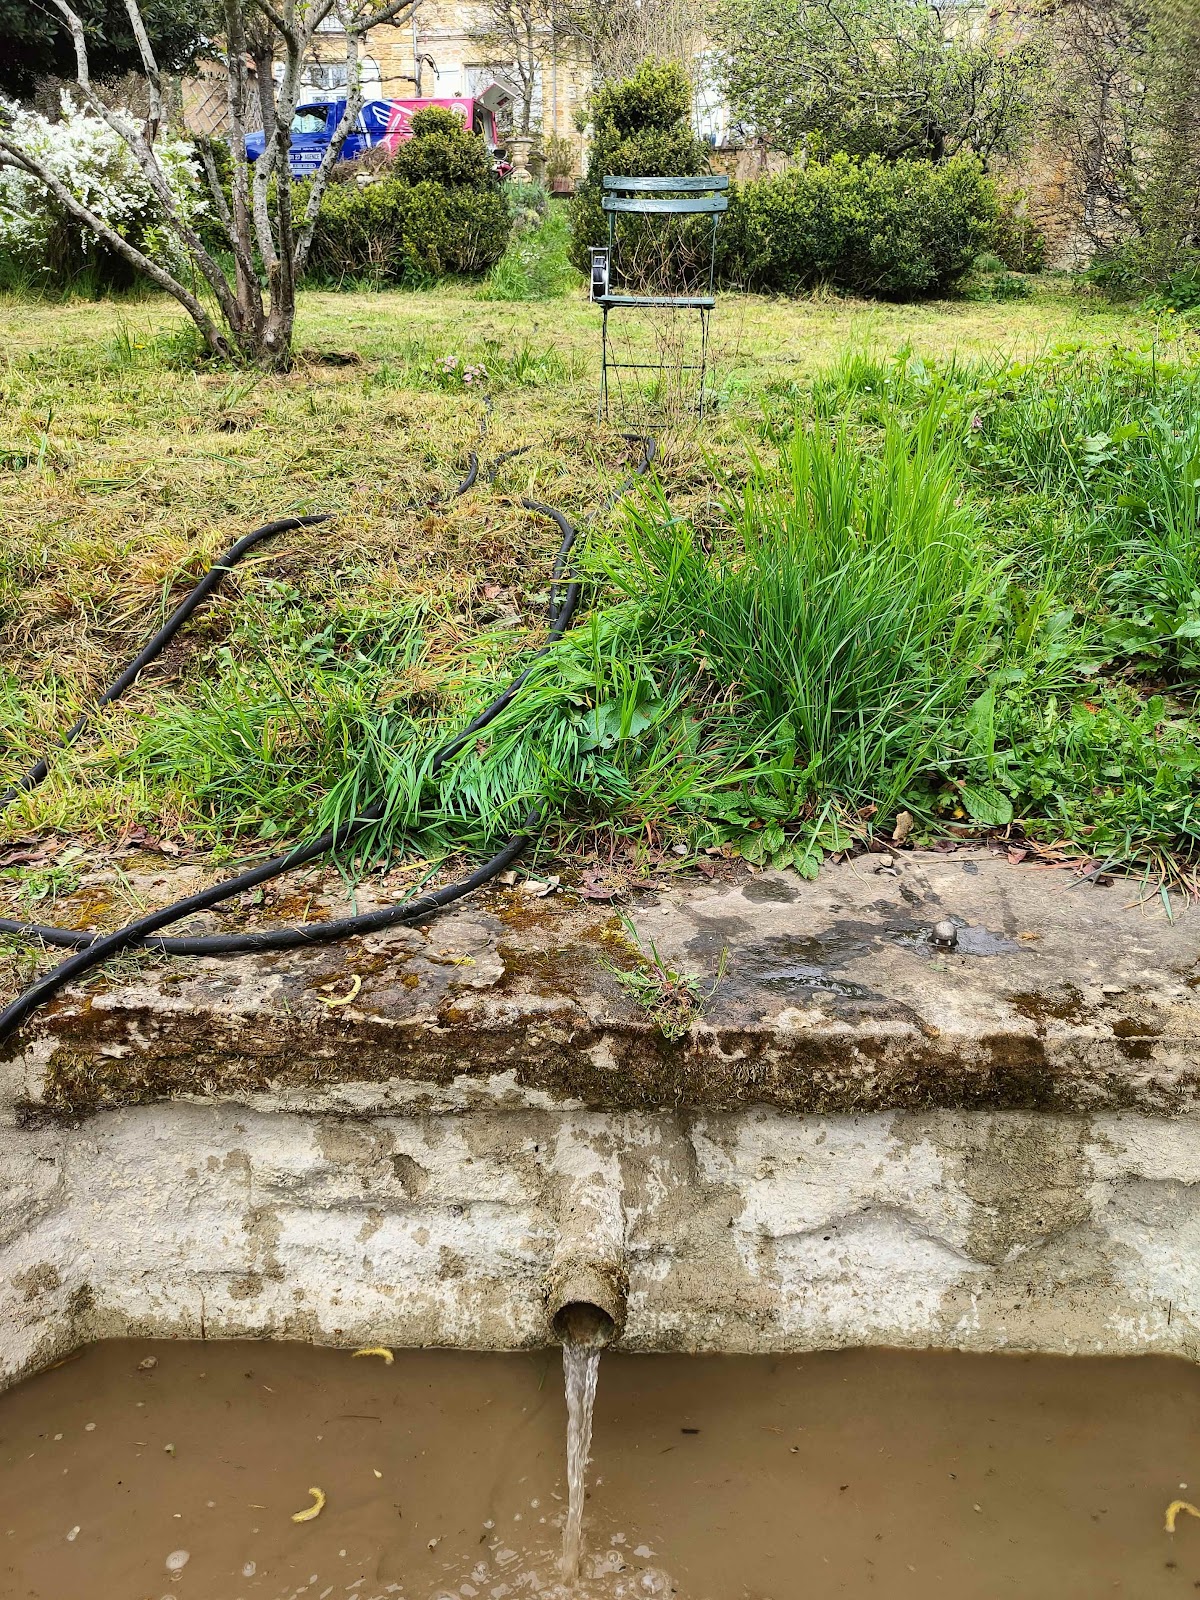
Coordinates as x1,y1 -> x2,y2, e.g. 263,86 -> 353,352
296,59 -> 350,95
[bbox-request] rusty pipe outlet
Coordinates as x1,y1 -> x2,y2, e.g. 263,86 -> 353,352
543,1131 -> 629,1347
545,1257 -> 628,1347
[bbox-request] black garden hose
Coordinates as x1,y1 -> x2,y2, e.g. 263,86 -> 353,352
0,432 -> 656,1047
0,514 -> 334,810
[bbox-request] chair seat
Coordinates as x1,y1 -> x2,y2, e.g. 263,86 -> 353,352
597,294 -> 716,310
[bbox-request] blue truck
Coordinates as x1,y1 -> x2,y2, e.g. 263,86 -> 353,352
245,93 -> 508,179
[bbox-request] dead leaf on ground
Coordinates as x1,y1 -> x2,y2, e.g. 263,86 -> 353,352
519,875 -> 560,898
580,871 -> 624,902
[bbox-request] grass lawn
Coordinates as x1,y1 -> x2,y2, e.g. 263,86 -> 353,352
2,272 -> 1199,1001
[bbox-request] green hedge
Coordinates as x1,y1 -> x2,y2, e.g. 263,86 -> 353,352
720,153 -> 1001,298
306,178 -> 509,283
566,60 -> 1001,300
305,107 -> 509,285
568,60 -> 714,275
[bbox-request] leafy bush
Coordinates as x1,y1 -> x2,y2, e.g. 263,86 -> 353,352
1089,241 -> 1200,305
304,110 -> 508,285
568,59 -> 714,273
306,179 -> 509,284
507,178 -> 549,235
0,93 -> 203,294
991,189 -> 1046,274
388,106 -> 497,190
543,133 -> 576,183
722,151 -> 1000,298
1142,257 -> 1200,314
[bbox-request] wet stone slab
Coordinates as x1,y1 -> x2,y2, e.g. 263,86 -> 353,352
4,849 -> 1199,1120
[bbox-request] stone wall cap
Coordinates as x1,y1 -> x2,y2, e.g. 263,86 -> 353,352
5,849 -> 1199,1119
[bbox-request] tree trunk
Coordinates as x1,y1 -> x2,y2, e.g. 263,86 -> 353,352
260,266 -> 296,369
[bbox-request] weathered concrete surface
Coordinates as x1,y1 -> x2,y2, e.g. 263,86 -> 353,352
3,849 -> 1198,1118
3,1103 -> 1200,1386
2,850 -> 1200,1386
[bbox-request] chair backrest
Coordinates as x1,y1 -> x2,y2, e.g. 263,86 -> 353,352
601,175 -> 730,216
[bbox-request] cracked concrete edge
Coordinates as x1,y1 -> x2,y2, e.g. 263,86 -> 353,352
3,850 -> 1199,1120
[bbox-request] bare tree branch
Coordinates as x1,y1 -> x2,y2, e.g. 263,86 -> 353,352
119,0 -> 165,140
47,0 -> 92,89
352,0 -> 421,33
293,26 -> 363,273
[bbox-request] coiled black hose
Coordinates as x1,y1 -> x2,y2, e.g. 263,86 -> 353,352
0,432 -> 655,1047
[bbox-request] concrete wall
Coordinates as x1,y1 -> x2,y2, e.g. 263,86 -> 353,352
5,1097 -> 1200,1390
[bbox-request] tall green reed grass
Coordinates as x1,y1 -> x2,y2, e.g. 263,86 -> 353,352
600,408 -> 1014,821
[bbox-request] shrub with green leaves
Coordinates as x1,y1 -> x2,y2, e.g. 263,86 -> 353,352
568,59 -> 714,275
306,180 -> 509,283
722,151 -> 1000,297
1142,257 -> 1200,314
304,108 -> 509,285
388,106 -> 497,190
991,190 -> 1046,274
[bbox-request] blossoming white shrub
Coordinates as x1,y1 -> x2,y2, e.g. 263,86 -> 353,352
0,94 -> 204,288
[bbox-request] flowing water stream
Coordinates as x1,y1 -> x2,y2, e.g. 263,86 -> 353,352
1,1339 -> 1199,1597
560,1340 -> 601,1585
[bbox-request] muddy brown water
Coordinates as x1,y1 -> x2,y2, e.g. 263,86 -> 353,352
1,1340 -> 1199,1599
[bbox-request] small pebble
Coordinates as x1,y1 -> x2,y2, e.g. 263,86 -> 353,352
84,1423 -> 95,1432
138,1357 -> 158,1372
66,1526 -> 80,1542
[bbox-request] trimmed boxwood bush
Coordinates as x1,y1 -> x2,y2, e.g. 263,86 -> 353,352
305,108 -> 509,285
568,59 -> 714,275
307,179 -> 509,282
388,105 -> 497,190
720,152 -> 1001,298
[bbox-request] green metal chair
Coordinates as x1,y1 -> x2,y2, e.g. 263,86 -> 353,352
590,174 -> 729,421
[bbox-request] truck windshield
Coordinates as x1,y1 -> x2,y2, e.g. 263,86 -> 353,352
290,108 -> 329,135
